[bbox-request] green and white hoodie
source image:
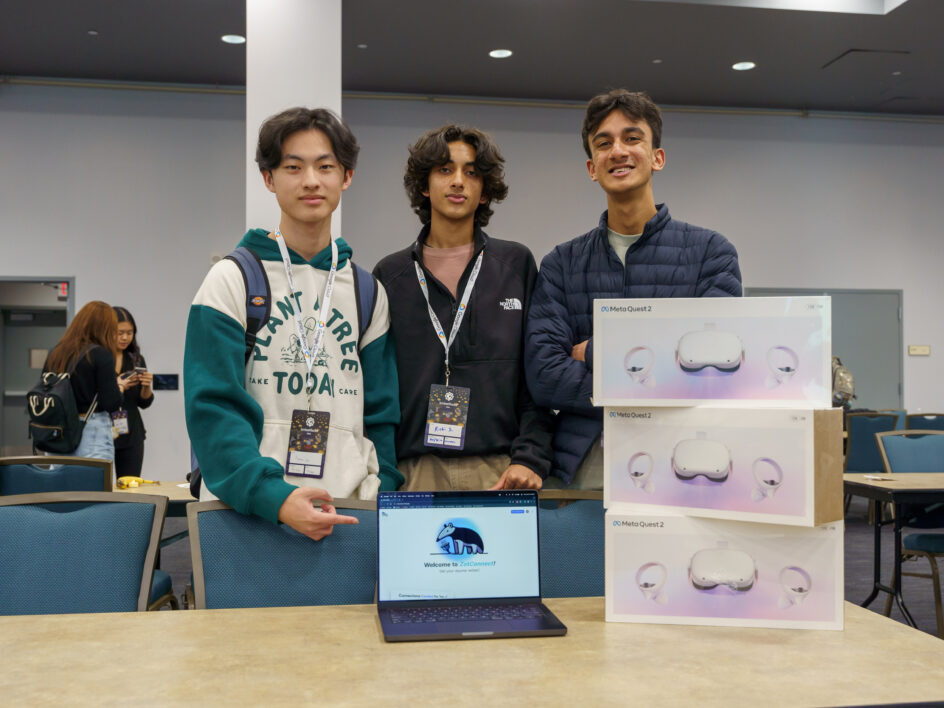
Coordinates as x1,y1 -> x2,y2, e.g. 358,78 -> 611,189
184,230 -> 401,524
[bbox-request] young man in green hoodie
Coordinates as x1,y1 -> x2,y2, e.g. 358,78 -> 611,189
185,107 -> 400,541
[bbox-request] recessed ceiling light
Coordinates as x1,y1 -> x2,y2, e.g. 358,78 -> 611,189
732,61 -> 756,71
221,34 -> 246,45
87,30 -> 99,36
489,49 -> 513,59
652,58 -> 663,64
357,43 -> 368,49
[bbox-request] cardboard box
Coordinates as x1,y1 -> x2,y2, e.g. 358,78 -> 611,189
605,512 -> 843,630
592,296 -> 831,407
604,407 -> 843,527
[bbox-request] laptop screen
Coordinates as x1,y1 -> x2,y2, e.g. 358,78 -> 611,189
377,490 -> 541,603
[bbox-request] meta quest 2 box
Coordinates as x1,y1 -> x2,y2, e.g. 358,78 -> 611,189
605,513 -> 844,630
603,407 -> 843,527
592,296 -> 831,408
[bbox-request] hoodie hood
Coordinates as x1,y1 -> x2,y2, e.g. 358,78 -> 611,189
239,229 -> 353,270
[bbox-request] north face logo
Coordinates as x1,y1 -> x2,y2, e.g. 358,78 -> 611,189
499,298 -> 522,311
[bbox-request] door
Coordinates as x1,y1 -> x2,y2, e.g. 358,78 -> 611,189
0,279 -> 73,455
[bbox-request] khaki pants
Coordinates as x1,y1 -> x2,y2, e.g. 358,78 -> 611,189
398,454 -> 511,491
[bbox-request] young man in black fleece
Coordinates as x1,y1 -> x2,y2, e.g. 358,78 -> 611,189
373,125 -> 553,491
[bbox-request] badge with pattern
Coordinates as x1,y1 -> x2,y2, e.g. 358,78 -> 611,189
424,384 -> 470,450
286,409 -> 330,478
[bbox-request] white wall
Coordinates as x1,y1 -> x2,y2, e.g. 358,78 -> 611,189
2,84 -> 942,478
0,84 -> 245,479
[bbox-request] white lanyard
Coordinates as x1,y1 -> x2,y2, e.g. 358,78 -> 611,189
414,250 -> 484,386
275,229 -> 338,405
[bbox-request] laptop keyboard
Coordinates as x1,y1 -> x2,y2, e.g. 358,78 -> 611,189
389,603 -> 544,624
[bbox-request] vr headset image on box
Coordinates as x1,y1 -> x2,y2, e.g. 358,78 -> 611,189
676,327 -> 744,373
688,547 -> 757,592
672,436 -> 732,482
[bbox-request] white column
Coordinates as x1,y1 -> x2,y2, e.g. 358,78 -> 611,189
245,0 -> 343,232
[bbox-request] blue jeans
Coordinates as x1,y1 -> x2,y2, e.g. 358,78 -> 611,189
72,411 -> 115,461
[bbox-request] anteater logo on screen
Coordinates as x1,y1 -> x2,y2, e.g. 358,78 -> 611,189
434,520 -> 485,557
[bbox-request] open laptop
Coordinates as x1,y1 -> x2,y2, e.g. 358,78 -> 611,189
376,489 -> 567,642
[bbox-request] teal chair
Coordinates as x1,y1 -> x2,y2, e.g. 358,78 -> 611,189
188,499 -> 377,609
0,491 -> 167,614
878,409 -> 907,431
906,413 -> 944,431
876,430 -> 944,637
0,455 -> 112,494
538,491 -> 604,598
845,413 -> 899,473
0,456 -> 177,611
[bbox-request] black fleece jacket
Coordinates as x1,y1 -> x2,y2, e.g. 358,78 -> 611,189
373,226 -> 553,478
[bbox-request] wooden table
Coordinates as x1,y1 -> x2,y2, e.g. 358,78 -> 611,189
117,479 -> 193,517
844,472 -> 944,626
2,598 -> 943,706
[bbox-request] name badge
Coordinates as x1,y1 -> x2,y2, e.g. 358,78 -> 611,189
111,410 -> 129,438
424,384 -> 470,450
286,409 -> 329,478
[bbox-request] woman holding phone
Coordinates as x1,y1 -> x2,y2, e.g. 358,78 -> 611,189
113,306 -> 154,478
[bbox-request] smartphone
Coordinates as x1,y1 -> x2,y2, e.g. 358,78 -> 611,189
134,366 -> 147,374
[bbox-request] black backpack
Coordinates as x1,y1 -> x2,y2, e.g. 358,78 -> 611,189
27,352 -> 99,454
188,246 -> 379,498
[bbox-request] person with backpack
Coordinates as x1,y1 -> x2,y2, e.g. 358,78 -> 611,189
38,300 -> 130,461
111,306 -> 154,478
184,107 -> 400,541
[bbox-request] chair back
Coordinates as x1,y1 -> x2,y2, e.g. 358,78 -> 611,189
876,430 -> 944,474
906,413 -> 944,431
189,499 -> 377,609
0,492 -> 166,614
538,491 -> 604,598
877,409 -> 907,430
0,456 -> 112,495
844,413 -> 899,473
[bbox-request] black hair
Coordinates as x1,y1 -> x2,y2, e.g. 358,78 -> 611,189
256,107 -> 359,173
581,90 -> 663,157
113,306 -> 141,363
403,125 -> 508,227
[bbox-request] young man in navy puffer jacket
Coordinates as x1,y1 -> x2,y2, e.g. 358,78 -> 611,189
525,89 -> 742,488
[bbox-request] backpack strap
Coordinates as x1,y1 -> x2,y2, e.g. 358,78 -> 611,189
190,246 -> 271,499
351,261 -> 378,346
225,247 -> 271,364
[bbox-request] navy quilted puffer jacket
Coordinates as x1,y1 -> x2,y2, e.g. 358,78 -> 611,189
524,204 -> 742,482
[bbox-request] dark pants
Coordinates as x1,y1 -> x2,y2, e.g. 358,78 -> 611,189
115,442 -> 145,478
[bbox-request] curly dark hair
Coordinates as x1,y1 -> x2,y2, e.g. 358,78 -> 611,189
256,107 -> 359,173
581,90 -> 663,158
403,125 -> 508,227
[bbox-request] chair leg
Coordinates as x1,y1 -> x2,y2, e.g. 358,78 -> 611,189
147,592 -> 179,611
883,567 -> 896,618
925,554 -> 944,638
